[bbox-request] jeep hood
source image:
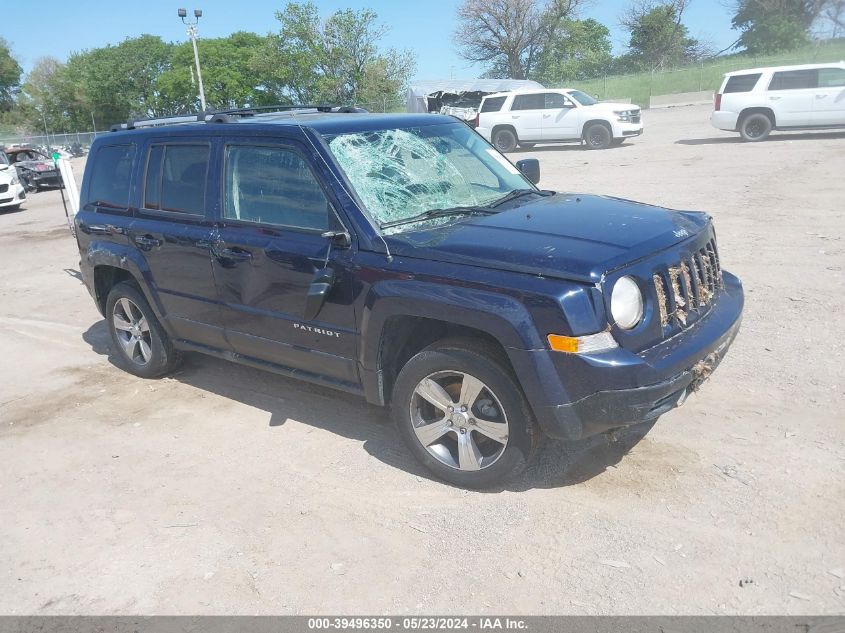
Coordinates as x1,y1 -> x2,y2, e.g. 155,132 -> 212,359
385,193 -> 710,283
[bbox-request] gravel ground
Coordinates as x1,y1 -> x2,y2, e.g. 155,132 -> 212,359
0,104 -> 843,615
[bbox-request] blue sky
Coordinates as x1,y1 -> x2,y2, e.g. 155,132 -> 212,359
2,0 -> 738,79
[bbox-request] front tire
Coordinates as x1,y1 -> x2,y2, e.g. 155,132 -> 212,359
584,123 -> 612,150
105,281 -> 182,378
392,339 -> 539,488
492,128 -> 518,153
739,113 -> 772,142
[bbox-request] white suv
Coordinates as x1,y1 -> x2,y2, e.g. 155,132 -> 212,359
475,89 -> 643,152
711,62 -> 845,141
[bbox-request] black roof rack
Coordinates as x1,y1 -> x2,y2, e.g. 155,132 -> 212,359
109,104 -> 368,132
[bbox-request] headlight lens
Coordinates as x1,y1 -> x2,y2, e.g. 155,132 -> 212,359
10,174 -> 19,185
611,276 -> 644,330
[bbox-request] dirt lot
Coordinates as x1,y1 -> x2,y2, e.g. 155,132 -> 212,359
1,104 -> 843,615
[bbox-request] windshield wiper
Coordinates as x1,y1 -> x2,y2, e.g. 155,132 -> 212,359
380,206 -> 493,230
489,188 -> 551,208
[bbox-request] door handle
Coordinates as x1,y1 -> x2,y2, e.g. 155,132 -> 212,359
214,246 -> 252,261
769,96 -> 781,100
134,235 -> 162,248
816,94 -> 828,99
542,114 -> 551,118
511,115 -> 520,119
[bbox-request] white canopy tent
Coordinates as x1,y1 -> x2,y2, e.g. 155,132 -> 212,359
406,79 -> 544,113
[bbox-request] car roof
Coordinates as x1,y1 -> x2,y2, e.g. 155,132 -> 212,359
724,61 -> 845,76
103,112 -> 458,139
482,88 -> 574,99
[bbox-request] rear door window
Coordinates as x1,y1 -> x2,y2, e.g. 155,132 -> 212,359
481,96 -> 506,113
87,144 -> 136,209
769,69 -> 818,91
142,144 -> 210,215
512,94 -> 544,111
723,73 -> 762,93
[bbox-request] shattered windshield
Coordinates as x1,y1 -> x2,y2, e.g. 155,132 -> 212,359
326,122 -> 532,233
568,90 -> 598,106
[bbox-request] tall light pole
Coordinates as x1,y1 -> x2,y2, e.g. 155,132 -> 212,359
178,8 -> 207,111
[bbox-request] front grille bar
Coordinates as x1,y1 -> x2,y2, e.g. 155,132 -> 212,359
654,237 -> 722,328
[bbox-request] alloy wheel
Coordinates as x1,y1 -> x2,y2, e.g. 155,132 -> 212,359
409,371 -> 509,471
112,297 -> 152,365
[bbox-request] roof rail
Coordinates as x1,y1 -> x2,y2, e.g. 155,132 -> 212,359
109,104 -> 367,131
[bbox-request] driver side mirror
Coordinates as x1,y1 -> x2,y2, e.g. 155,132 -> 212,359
515,158 -> 540,185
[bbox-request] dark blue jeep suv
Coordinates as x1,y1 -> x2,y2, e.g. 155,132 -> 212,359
75,108 -> 743,488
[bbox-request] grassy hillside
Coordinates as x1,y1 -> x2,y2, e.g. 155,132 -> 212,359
564,38 -> 845,108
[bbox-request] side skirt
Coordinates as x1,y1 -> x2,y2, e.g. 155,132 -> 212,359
174,339 -> 366,398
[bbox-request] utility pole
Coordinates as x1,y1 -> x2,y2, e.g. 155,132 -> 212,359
178,8 -> 207,111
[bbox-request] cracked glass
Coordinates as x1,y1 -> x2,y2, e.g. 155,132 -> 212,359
326,122 -> 532,233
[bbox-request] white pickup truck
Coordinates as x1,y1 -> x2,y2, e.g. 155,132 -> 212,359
474,89 -> 643,151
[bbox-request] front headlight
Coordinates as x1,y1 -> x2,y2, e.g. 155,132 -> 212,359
10,174 -> 19,185
615,109 -> 636,122
611,276 -> 644,330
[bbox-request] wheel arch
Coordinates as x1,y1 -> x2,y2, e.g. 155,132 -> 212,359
582,119 -> 613,138
85,242 -> 165,323
739,107 -> 776,127
491,124 -> 519,142
358,282 -> 545,406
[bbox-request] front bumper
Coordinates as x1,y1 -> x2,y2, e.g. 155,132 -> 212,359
509,271 -> 743,440
0,183 -> 26,207
613,121 -> 644,138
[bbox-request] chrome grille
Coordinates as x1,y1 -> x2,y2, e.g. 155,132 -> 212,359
654,238 -> 722,328
631,112 -> 641,124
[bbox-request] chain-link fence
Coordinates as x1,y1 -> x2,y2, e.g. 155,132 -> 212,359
0,131 -> 101,151
561,38 -> 845,107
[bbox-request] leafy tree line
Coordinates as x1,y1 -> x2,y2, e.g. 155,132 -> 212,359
0,2 -> 414,134
455,0 -> 845,82
2,0 -> 843,133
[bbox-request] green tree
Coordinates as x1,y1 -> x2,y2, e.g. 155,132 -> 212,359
159,32 -> 273,111
0,38 -> 23,112
454,0 -> 585,80
731,0 -> 827,53
18,57 -> 77,131
257,2 -> 415,106
620,0 -> 706,71
534,18 -> 613,83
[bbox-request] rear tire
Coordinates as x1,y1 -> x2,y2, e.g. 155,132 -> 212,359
739,112 -> 772,142
584,123 -> 612,150
492,128 -> 518,153
391,339 -> 540,489
105,281 -> 182,378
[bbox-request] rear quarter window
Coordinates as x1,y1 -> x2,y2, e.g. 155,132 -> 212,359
87,144 -> 136,209
481,96 -> 506,113
723,73 -> 762,93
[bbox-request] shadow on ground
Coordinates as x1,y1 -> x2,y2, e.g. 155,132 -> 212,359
82,319 -> 651,492
677,130 -> 845,145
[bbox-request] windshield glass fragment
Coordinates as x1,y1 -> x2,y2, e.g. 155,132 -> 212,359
326,122 -> 531,233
